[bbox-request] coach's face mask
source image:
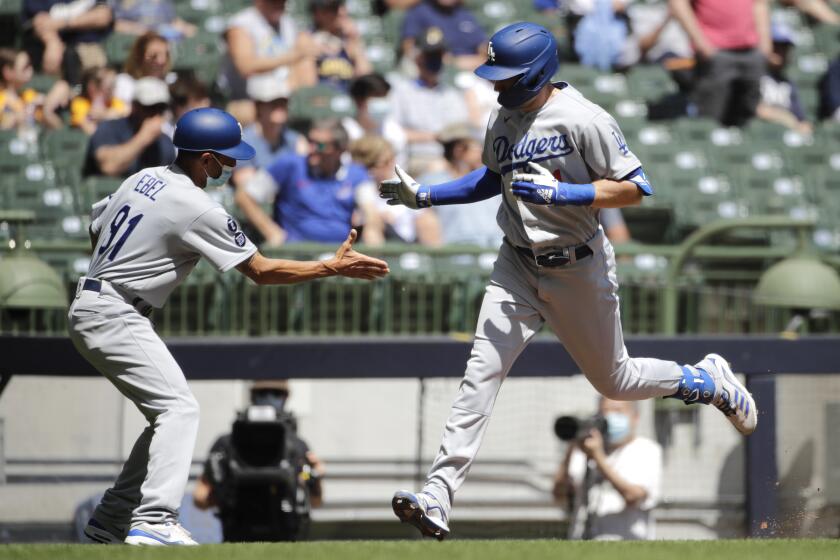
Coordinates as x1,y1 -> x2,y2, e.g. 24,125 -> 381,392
605,412 -> 631,445
253,392 -> 287,413
205,154 -> 234,187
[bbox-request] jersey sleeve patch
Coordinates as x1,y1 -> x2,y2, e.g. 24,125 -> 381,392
624,167 -> 654,196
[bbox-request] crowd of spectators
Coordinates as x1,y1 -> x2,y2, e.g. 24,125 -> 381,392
2,0 -> 840,248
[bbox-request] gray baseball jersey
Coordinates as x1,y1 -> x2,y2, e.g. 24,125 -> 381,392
88,165 -> 257,307
70,164 -> 257,534
418,83 -> 683,518
482,82 -> 641,249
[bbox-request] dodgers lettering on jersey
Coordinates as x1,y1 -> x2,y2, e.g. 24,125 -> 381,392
482,82 -> 642,249
87,165 -> 257,308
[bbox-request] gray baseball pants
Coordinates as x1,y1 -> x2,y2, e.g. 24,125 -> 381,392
422,229 -> 683,513
68,278 -> 199,533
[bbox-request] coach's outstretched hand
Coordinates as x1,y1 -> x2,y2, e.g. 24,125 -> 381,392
379,165 -> 431,209
325,229 -> 390,280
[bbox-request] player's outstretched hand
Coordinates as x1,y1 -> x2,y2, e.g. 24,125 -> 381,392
325,229 -> 390,280
511,162 -> 595,207
379,165 -> 430,209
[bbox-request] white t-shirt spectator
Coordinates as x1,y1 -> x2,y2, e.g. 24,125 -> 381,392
566,437 -> 662,540
218,7 -> 297,100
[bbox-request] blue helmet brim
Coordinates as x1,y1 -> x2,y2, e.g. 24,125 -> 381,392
474,63 -> 525,82
180,140 -> 257,161
215,141 -> 256,161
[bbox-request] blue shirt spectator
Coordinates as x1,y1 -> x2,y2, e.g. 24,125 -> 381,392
236,119 -> 377,245
400,0 -> 486,66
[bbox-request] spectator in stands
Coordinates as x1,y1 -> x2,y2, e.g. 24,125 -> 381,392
755,23 -> 812,136
669,0 -> 772,127
113,0 -> 197,40
390,28 -> 469,175
0,48 -> 40,130
82,77 -> 175,177
343,73 -> 406,159
553,397 -> 662,540
169,73 -> 210,122
400,0 -> 487,70
618,5 -> 692,70
114,31 -> 172,108
419,123 -> 500,248
779,0 -> 840,25
235,119 -> 379,245
193,380 -> 325,542
349,135 -> 440,245
70,66 -> 128,135
219,0 -> 320,105
295,0 -> 372,92
819,54 -> 840,122
22,0 -> 112,84
232,73 -> 305,188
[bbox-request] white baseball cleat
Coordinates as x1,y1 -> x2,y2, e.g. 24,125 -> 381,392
83,518 -> 124,544
392,490 -> 450,541
696,353 -> 758,436
124,521 -> 198,546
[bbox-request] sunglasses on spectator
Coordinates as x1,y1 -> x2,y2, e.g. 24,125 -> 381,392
308,138 -> 336,153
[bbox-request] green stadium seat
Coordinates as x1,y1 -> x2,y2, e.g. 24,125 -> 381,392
79,176 -> 122,210
104,33 -> 137,67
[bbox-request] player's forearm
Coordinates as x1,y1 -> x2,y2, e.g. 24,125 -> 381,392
426,167 -> 502,206
592,180 -> 643,208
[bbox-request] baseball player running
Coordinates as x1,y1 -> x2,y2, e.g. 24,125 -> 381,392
380,22 -> 757,540
69,108 -> 389,546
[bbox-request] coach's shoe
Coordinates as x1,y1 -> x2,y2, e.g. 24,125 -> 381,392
671,353 -> 758,436
392,490 -> 450,541
83,517 -> 124,544
124,521 -> 198,546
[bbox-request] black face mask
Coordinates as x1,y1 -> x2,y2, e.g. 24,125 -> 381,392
422,53 -> 444,73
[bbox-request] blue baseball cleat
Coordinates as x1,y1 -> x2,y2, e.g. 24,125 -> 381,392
124,521 -> 198,546
674,353 -> 758,435
83,517 -> 124,544
392,490 -> 450,541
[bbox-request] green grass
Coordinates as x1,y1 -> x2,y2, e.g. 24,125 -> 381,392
2,540 -> 840,560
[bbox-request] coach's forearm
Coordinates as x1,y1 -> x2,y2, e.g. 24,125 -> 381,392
591,180 -> 643,209
237,253 -> 334,285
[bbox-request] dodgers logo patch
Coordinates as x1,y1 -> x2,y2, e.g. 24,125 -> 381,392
227,217 -> 238,233
234,232 -> 247,247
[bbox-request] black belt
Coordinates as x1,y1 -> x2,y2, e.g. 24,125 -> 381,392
505,237 -> 593,267
82,278 -> 153,317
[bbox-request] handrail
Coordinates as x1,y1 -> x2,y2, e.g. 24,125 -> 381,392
662,217 -> 817,334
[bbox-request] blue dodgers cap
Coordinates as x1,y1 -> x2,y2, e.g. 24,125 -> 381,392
173,107 -> 256,160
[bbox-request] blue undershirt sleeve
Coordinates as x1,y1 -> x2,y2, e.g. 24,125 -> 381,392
429,167 -> 503,206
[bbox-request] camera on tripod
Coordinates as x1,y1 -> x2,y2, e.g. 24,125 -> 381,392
212,404 -> 313,542
553,414 -> 608,442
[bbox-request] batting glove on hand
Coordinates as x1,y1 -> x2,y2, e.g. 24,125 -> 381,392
379,165 -> 431,209
511,162 -> 595,206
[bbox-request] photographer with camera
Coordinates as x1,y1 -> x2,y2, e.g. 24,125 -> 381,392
552,397 -> 662,540
193,380 -> 324,541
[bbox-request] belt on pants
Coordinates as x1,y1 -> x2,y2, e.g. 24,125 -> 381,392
81,278 -> 154,317
504,237 -> 594,267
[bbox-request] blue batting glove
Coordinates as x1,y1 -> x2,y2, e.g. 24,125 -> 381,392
511,162 -> 596,206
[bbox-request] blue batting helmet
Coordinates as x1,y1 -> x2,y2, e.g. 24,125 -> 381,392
474,22 -> 559,109
173,107 -> 256,160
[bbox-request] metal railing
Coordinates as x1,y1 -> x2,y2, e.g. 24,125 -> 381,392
2,218 -> 838,336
